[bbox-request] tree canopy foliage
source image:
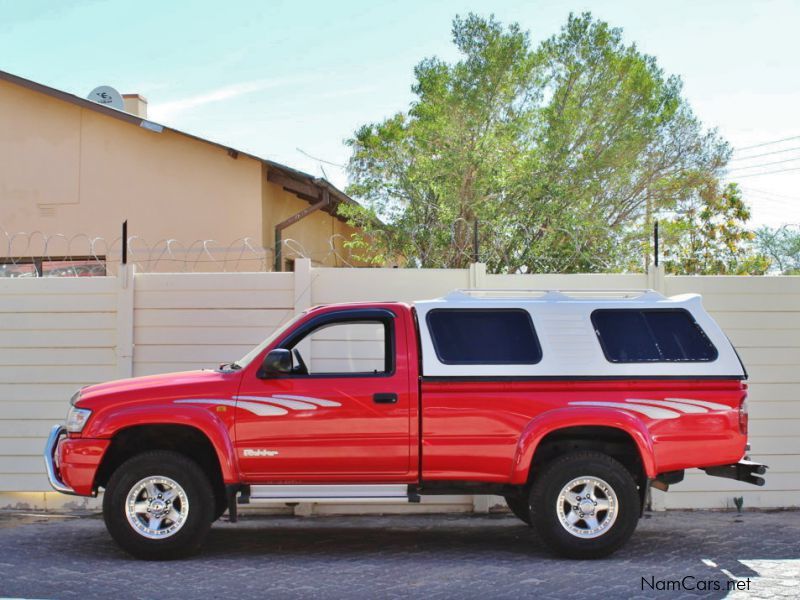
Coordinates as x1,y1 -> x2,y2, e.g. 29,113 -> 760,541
341,12 -> 752,273
660,183 -> 769,275
755,225 -> 800,274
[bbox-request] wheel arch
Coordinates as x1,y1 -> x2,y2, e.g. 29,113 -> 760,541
92,422 -> 235,504
511,408 -> 657,485
85,405 -> 238,487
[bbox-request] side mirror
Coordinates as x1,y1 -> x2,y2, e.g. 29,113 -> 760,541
257,349 -> 292,378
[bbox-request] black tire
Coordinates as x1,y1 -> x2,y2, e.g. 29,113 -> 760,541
212,496 -> 228,522
504,493 -> 532,525
529,451 -> 640,559
103,450 -> 215,560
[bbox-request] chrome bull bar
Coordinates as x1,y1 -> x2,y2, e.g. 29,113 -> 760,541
43,425 -> 77,495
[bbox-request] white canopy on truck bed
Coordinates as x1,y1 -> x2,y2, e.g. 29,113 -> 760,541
414,289 -> 746,379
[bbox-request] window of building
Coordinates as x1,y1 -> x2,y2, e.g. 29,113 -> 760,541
426,309 -> 542,365
591,309 -> 718,363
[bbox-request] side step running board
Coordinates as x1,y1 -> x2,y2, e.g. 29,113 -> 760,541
240,484 -> 420,504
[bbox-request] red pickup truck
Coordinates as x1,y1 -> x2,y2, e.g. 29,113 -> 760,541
45,289 -> 766,560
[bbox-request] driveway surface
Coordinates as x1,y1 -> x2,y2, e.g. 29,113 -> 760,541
0,510 -> 798,599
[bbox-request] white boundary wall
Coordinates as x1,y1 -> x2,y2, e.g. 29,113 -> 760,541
1,260 -> 797,512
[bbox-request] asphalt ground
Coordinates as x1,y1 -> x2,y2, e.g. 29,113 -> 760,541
0,510 -> 798,599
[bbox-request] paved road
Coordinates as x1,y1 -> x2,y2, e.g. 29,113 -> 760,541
0,510 -> 798,599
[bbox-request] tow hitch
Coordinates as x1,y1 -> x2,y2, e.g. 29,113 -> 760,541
702,460 -> 768,486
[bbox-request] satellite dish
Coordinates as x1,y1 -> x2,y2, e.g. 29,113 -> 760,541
87,85 -> 124,111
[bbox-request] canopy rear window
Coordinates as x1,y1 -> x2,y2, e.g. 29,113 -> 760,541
426,309 -> 542,365
591,309 -> 718,363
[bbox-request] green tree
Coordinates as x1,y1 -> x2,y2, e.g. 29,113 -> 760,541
343,13 -> 732,272
755,225 -> 800,274
660,183 -> 770,274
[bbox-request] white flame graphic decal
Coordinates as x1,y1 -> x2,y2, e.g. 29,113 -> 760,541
174,395 -> 341,416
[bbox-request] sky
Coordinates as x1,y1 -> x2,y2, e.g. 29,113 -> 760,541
1,0 -> 799,228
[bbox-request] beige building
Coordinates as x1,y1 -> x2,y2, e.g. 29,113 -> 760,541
0,70 -> 361,273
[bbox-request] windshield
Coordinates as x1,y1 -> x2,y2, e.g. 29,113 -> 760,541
234,312 -> 306,368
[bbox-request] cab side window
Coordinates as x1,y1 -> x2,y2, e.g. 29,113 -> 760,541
286,317 -> 392,376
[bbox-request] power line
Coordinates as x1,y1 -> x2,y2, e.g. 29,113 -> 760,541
741,186 -> 800,201
741,191 -> 797,205
735,135 -> 800,152
296,147 -> 346,168
730,166 -> 800,179
728,156 -> 800,172
744,190 -> 800,206
730,145 -> 800,162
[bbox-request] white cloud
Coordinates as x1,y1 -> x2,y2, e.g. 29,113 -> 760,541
148,77 -> 306,122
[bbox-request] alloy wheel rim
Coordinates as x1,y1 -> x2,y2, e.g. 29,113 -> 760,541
125,476 -> 189,540
556,476 -> 618,539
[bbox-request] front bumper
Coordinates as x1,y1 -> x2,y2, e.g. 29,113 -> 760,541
702,459 -> 768,486
43,425 -> 109,496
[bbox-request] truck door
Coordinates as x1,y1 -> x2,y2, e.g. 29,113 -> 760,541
235,307 -> 412,481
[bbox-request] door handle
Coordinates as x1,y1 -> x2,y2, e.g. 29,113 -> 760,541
373,393 -> 398,404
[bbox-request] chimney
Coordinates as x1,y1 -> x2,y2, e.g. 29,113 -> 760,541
122,93 -> 148,118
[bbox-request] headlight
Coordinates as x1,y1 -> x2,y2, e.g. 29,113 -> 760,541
66,406 -> 92,433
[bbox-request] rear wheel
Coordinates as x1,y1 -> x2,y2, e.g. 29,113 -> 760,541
103,450 -> 214,560
529,451 -> 640,559
504,493 -> 532,525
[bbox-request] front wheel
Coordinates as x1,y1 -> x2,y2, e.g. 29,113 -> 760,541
529,451 -> 640,559
103,450 -> 214,560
